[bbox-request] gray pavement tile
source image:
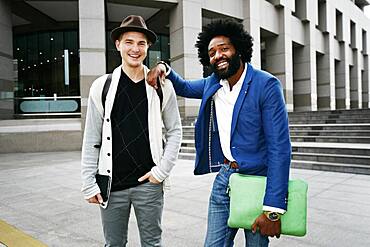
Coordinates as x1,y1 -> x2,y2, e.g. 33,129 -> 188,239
309,197 -> 370,217
174,188 -> 211,204
304,181 -> 337,197
341,177 -> 370,187
305,174 -> 353,184
290,168 -> 323,176
164,196 -> 208,219
1,151 -> 370,247
332,183 -> 370,195
315,190 -> 370,205
308,207 -> 370,232
353,174 -> 370,180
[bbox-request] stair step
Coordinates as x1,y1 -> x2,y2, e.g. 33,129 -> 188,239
289,123 -> 370,130
178,153 -> 195,160
291,160 -> 370,175
290,130 -> 370,136
180,146 -> 195,153
292,152 -> 370,165
290,136 -> 370,143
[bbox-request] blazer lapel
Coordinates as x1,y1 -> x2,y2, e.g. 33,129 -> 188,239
231,63 -> 253,136
204,74 -> 222,102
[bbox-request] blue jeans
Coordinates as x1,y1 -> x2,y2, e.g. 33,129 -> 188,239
205,164 -> 269,247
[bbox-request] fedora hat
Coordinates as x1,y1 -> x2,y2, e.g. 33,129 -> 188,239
110,15 -> 157,44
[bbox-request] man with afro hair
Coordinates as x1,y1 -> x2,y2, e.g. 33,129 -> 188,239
148,18 -> 291,247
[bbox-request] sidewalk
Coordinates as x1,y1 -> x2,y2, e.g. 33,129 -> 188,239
0,151 -> 370,247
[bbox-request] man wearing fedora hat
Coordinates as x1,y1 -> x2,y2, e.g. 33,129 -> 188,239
81,15 -> 182,246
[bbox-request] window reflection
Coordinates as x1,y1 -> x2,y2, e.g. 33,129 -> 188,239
14,30 -> 79,98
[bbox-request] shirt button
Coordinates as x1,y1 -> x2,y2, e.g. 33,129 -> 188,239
107,170 -> 110,173
107,153 -> 110,156
107,137 -> 110,140
106,118 -> 110,122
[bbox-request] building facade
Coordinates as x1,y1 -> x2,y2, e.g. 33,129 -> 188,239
1,0 -> 370,122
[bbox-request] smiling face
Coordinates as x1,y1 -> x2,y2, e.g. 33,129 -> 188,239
208,35 -> 241,79
115,31 -> 149,68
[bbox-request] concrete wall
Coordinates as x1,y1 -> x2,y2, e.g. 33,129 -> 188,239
257,0 -> 370,112
0,0 -> 14,119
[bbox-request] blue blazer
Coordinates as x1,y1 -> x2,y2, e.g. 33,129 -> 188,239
168,63 -> 291,210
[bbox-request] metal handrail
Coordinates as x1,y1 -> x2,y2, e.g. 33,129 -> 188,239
14,96 -> 81,100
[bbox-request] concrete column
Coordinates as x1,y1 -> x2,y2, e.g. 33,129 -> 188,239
264,7 -> 293,111
293,22 -> 317,112
342,15 -> 352,110
169,0 -> 202,118
350,50 -> 361,108
243,0 -> 261,69
79,0 -> 106,130
335,44 -> 346,109
0,0 -> 14,119
345,49 -> 351,110
317,34 -> 336,110
363,56 -> 369,108
366,31 -> 370,108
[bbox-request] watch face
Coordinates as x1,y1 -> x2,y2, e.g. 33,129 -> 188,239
269,212 -> 279,220
265,212 -> 280,221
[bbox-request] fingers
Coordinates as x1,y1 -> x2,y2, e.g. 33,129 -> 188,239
87,195 -> 99,204
96,193 -> 103,204
148,176 -> 160,184
147,66 -> 164,89
251,221 -> 257,233
138,172 -> 150,182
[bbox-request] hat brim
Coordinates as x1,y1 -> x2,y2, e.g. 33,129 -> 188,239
110,26 -> 157,44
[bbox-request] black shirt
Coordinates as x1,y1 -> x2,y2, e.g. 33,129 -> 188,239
110,70 -> 155,191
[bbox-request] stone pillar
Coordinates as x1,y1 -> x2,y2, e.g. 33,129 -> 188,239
317,34 -> 336,111
79,0 -> 106,130
363,56 -> 369,108
169,0 -> 202,118
293,22 -> 317,112
264,7 -> 293,112
350,50 -> 361,108
0,0 -> 14,119
342,14 -> 352,110
345,49 -> 351,110
335,44 -> 346,109
243,0 -> 261,69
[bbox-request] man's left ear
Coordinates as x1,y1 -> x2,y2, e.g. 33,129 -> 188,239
115,40 -> 121,51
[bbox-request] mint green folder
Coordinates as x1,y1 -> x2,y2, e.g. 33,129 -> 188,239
227,174 -> 308,237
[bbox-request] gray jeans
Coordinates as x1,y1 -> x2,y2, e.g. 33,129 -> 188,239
100,182 -> 164,247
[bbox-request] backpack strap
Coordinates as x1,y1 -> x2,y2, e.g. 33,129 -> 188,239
101,73 -> 163,110
102,73 -> 112,110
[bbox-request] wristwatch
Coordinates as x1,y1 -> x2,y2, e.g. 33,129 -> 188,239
264,211 -> 281,222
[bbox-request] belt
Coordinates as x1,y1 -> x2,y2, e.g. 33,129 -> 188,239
224,158 -> 239,169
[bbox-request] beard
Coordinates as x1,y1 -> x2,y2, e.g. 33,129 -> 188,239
210,53 -> 241,79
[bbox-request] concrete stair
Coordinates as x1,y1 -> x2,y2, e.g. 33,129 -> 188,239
179,109 -> 370,174
288,109 -> 370,174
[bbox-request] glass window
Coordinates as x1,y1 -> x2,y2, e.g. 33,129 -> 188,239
13,30 -> 80,116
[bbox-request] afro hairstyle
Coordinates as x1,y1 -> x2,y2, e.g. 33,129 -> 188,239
195,18 -> 253,67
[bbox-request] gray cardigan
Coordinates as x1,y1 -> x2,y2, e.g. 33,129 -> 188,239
81,65 -> 182,208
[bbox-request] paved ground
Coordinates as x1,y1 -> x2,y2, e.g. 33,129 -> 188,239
1,151 -> 370,247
